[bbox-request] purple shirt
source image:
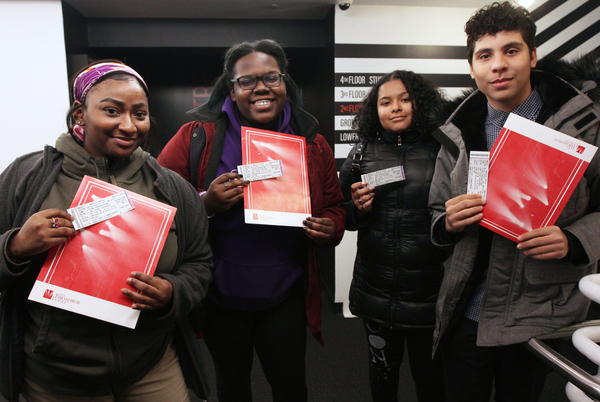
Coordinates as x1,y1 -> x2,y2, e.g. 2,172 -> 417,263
209,98 -> 304,310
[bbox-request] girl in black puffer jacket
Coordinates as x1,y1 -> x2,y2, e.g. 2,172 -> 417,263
339,70 -> 448,402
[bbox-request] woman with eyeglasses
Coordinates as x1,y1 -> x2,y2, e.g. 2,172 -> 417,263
158,39 -> 345,402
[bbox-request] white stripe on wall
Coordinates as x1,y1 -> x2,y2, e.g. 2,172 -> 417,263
535,0 -> 589,33
335,5 -> 475,46
528,0 -> 550,13
537,5 -> 600,58
335,58 -> 470,75
442,87 -> 472,99
564,32 -> 600,60
335,143 -> 354,160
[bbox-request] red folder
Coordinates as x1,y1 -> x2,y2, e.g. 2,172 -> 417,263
28,176 -> 176,328
480,114 -> 597,242
241,127 -> 311,227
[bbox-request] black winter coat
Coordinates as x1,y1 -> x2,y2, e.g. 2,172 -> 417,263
339,130 -> 445,329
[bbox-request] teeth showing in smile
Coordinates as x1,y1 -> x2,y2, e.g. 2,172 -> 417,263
254,100 -> 271,106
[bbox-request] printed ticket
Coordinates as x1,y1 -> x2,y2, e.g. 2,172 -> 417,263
361,166 -> 405,187
68,191 -> 135,230
237,160 -> 284,182
467,151 -> 490,199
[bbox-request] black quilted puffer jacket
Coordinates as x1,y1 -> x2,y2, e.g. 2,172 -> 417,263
339,129 -> 445,330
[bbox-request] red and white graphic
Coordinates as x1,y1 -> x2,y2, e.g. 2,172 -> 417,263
241,127 -> 311,227
28,176 -> 176,328
480,114 -> 597,242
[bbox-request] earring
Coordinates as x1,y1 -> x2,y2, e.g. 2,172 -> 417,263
72,122 -> 85,143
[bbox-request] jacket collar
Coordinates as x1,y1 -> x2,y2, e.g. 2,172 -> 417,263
186,98 -> 319,143
55,133 -> 149,184
442,70 -> 594,153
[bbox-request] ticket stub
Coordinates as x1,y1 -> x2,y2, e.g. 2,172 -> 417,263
68,191 -> 135,230
361,166 -> 405,187
237,160 -> 284,182
467,151 -> 490,199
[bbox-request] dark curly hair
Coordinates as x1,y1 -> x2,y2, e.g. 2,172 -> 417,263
465,1 -> 536,65
207,39 -> 302,110
352,70 -> 444,141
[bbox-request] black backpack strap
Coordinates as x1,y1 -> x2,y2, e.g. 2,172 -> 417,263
189,125 -> 207,189
351,141 -> 366,174
432,128 -> 460,161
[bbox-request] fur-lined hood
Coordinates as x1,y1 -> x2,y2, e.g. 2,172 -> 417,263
536,50 -> 600,102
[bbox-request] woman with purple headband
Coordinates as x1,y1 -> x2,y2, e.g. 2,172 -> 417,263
0,60 -> 212,401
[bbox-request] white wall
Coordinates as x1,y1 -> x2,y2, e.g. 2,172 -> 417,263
0,0 -> 69,172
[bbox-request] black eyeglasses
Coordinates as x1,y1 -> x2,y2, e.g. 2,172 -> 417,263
231,73 -> 286,90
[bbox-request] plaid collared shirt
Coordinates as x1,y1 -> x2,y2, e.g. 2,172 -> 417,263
465,88 -> 544,322
484,88 -> 543,150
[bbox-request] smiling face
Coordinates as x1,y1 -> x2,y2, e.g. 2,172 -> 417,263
74,78 -> 150,159
377,79 -> 414,134
469,30 -> 538,112
230,52 -> 287,130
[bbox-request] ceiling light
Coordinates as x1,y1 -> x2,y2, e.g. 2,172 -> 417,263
519,0 -> 535,8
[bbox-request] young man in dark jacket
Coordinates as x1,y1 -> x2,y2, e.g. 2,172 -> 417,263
428,2 -> 600,401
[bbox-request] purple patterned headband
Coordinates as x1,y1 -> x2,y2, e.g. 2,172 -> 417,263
72,62 -> 148,103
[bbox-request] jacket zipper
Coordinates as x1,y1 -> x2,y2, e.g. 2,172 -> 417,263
390,144 -> 406,325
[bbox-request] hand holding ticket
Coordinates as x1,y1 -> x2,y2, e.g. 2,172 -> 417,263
361,166 -> 405,187
467,151 -> 490,199
68,191 -> 134,230
237,160 -> 284,182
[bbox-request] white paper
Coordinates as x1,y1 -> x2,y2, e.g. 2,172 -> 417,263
467,151 -> 490,199
361,166 -> 405,187
237,160 -> 284,182
29,281 -> 139,328
244,209 -> 306,227
68,191 -> 134,230
502,114 -> 597,162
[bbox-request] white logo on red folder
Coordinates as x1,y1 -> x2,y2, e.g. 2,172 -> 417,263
577,145 -> 585,154
43,289 -> 53,299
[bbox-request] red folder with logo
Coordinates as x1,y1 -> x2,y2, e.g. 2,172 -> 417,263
480,113 -> 597,242
28,175 -> 176,328
241,126 -> 311,227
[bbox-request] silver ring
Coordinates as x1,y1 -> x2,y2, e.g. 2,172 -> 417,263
224,182 -> 229,190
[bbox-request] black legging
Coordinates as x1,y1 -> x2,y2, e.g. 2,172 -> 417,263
364,319 -> 445,402
203,292 -> 308,402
